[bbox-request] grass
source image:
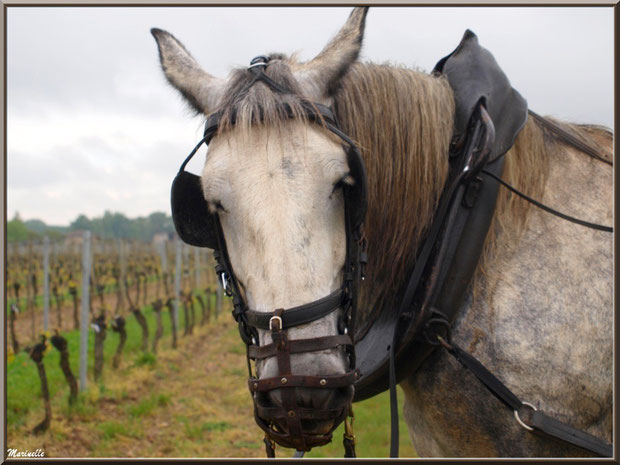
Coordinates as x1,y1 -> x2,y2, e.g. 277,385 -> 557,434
6,289 -> 217,428
98,420 -> 133,440
305,388 -> 416,458
182,420 -> 232,440
127,393 -> 172,417
7,288 -> 418,458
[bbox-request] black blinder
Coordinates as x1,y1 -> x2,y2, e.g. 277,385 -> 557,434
171,170 -> 219,249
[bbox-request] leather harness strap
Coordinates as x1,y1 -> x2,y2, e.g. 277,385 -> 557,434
248,371 -> 360,392
528,109 -> 612,166
248,334 -> 352,359
244,290 -> 344,330
482,169 -> 613,233
437,338 -> 613,457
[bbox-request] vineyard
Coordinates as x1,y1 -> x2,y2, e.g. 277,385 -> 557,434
6,233 -> 416,458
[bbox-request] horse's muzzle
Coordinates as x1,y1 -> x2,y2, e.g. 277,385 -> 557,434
246,323 -> 359,451
250,381 -> 356,451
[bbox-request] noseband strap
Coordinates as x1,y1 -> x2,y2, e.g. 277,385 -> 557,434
248,370 -> 360,392
244,290 -> 344,330
248,334 -> 352,359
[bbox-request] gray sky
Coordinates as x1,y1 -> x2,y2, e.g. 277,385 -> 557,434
6,6 -> 614,226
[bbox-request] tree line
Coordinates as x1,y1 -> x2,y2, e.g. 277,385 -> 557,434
7,211 -> 176,243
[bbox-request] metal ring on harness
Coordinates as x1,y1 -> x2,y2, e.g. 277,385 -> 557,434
514,402 -> 537,432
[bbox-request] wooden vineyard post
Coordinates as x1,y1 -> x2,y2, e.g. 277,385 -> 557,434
9,303 -> 20,353
181,290 -> 188,336
43,236 -> 50,332
79,230 -> 91,392
194,247 -> 200,290
174,238 -> 181,329
30,335 -> 51,434
184,291 -> 195,335
142,268 -> 147,306
165,297 -> 177,349
118,239 -> 126,312
52,280 -> 63,329
13,279 -> 21,318
181,290 -> 190,336
155,265 -> 162,300
50,330 -> 78,405
12,276 -> 23,351
193,247 -> 204,326
27,256 -> 36,342
162,257 -> 177,349
112,265 -> 121,314
69,275 -> 79,330
31,269 -> 39,340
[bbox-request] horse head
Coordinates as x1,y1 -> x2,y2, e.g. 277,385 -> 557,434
153,7 -> 369,452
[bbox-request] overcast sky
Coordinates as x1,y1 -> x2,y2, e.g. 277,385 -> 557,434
6,6 -> 614,226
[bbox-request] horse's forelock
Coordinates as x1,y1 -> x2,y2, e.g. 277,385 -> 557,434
213,55 -> 314,139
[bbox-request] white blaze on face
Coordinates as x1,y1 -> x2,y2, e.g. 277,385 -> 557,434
202,121 -> 350,378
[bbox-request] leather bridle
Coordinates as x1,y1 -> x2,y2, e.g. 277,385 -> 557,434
171,55 -> 368,454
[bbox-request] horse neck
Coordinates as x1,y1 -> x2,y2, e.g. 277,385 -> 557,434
332,62 -> 455,336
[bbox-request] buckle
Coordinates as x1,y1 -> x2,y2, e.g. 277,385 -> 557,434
249,55 -> 269,69
269,315 -> 282,331
220,272 -> 233,297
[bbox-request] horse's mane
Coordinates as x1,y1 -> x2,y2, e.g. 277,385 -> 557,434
209,56 -> 612,340
332,63 -> 455,334
333,62 -> 613,337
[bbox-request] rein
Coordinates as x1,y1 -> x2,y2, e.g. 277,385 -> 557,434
528,110 -> 613,166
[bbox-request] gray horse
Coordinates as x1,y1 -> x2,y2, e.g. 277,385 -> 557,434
153,7 -> 612,457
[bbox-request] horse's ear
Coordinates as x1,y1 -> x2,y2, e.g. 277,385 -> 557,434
295,7 -> 368,101
151,28 -> 225,115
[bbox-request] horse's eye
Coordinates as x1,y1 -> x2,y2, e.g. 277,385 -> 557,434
209,201 -> 228,213
332,173 -> 353,194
